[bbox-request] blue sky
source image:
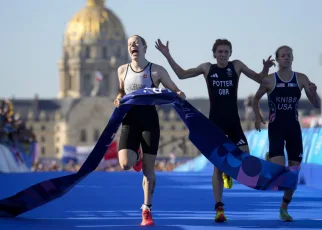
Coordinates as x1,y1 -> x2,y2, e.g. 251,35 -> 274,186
1,0 -> 322,99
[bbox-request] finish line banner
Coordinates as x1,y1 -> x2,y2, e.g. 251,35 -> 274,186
0,88 -> 299,217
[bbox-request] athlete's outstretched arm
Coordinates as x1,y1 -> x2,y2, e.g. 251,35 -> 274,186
301,74 -> 321,108
252,77 -> 270,131
156,65 -> 186,99
155,39 -> 208,79
114,65 -> 126,107
234,57 -> 275,83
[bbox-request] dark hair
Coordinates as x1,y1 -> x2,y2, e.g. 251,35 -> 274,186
131,35 -> 147,47
275,45 -> 293,59
212,39 -> 232,53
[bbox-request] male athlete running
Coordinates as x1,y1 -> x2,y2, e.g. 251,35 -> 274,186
253,45 -> 320,221
155,38 -> 275,222
114,35 -> 186,226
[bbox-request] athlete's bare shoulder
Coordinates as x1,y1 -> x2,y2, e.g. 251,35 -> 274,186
150,63 -> 167,76
117,64 -> 129,81
263,73 -> 274,82
261,73 -> 274,87
231,59 -> 244,74
117,64 -> 128,74
294,71 -> 310,88
200,61 -> 212,70
265,73 -> 275,79
231,59 -> 244,67
149,63 -> 169,83
231,59 -> 251,71
232,59 -> 242,64
200,62 -> 212,68
150,63 -> 164,71
295,71 -> 308,80
197,62 -> 212,76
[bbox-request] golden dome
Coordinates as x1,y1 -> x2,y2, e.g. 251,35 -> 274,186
64,0 -> 126,44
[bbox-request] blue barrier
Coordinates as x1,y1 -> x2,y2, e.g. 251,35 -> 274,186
173,154 -> 209,172
175,128 -> 322,189
299,164 -> 322,189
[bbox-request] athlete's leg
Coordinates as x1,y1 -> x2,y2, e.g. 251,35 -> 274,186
239,145 -> 250,153
212,126 -> 226,222
221,144 -> 249,191
118,149 -> 138,170
212,166 -> 224,204
281,160 -> 299,205
280,125 -> 303,221
210,121 -> 226,202
142,153 -> 157,207
139,109 -> 160,226
224,126 -> 250,189
267,124 -> 293,221
274,156 -> 299,222
212,124 -> 249,223
118,124 -> 141,170
140,143 -> 158,226
212,166 -> 225,222
141,130 -> 158,208
267,123 -> 286,166
267,141 -> 286,166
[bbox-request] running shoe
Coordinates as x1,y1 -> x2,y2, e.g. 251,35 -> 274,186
223,173 -> 233,189
141,204 -> 154,226
280,208 -> 293,222
215,205 -> 227,223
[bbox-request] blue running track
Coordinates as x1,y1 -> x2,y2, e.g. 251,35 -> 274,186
1,172 -> 322,229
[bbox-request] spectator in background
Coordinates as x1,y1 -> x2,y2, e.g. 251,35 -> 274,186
0,99 -> 36,165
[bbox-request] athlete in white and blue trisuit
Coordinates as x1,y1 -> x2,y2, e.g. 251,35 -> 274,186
114,35 -> 186,226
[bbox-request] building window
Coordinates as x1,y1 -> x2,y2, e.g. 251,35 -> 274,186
171,125 -> 176,130
56,136 -> 60,142
41,125 -> 46,131
80,129 -> 87,142
115,46 -> 121,56
102,46 -> 107,59
94,129 -> 100,141
85,46 -> 90,58
41,136 -> 45,143
67,74 -> 72,90
72,47 -> 77,57
56,148 -> 60,153
41,147 -> 46,155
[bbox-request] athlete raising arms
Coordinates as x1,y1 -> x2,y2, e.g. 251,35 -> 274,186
114,35 -> 186,226
252,45 -> 320,221
155,38 -> 275,222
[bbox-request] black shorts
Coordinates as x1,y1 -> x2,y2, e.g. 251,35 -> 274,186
212,119 -> 248,147
268,121 -> 303,162
118,105 -> 160,155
